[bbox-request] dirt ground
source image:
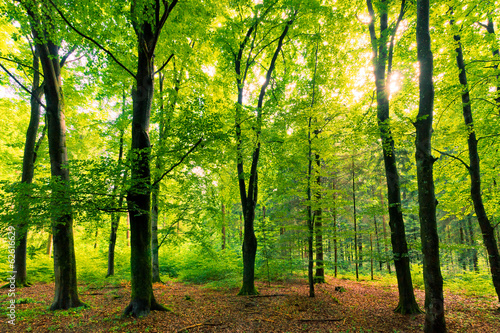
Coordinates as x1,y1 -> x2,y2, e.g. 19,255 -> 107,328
1,276 -> 499,332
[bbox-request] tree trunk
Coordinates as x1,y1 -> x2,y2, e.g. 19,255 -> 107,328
222,203 -> 226,250
151,180 -> 161,283
352,158 -> 359,281
235,15 -> 294,296
379,189 -> 391,274
307,116 -> 315,297
332,178 -> 338,278
46,233 -> 52,257
124,1 -> 178,315
366,0 -> 420,314
467,214 -> 478,271
14,50 -> 44,288
314,154 -> 324,283
416,0 -> 446,330
485,19 -> 500,113
107,114 -> 126,277
26,7 -> 84,310
453,27 -> 500,301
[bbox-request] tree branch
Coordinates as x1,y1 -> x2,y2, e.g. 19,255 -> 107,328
0,56 -> 44,77
154,53 -> 174,74
45,0 -> 136,78
151,137 -> 204,187
0,62 -> 46,109
432,148 -> 470,170
59,47 -> 76,68
388,0 -> 406,75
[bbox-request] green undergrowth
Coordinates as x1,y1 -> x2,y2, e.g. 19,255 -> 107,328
336,264 -> 496,300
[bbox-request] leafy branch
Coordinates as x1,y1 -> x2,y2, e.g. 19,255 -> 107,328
45,0 -> 136,78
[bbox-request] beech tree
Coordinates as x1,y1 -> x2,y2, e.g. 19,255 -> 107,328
415,0 -> 446,330
365,0 -> 421,314
21,0 -> 85,310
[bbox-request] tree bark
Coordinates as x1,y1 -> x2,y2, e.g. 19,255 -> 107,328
366,0 -> 420,314
14,49 -> 44,288
25,5 -> 85,310
314,154 -> 324,283
332,178 -> 338,278
416,0 -> 446,330
124,0 -> 178,317
107,123 -> 126,278
453,26 -> 500,301
222,203 -> 226,250
352,158 -> 358,281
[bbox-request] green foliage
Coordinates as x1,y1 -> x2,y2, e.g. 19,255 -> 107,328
175,245 -> 241,288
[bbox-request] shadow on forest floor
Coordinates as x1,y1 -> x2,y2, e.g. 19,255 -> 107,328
1,276 -> 498,332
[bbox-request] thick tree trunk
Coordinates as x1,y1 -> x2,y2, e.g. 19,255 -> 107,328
454,30 -> 500,301
367,0 -> 420,314
416,0 -> 446,330
26,8 -> 84,309
14,51 -> 44,288
124,35 -> 164,316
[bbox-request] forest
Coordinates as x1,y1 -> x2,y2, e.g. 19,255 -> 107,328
0,0 -> 499,332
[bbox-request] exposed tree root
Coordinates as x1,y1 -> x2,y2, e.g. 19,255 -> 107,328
50,299 -> 88,311
123,298 -> 170,318
393,302 -> 423,315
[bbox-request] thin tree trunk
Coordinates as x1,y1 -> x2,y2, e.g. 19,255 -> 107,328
453,24 -> 500,301
235,15 -> 295,296
416,0 -> 446,330
370,234 -> 374,280
222,203 -> 226,250
307,116 -> 315,297
467,214 -> 478,272
46,233 -> 52,257
352,158 -> 358,281
332,178 -> 338,278
14,49 -> 44,288
485,18 -> 500,113
373,214 -> 382,271
107,96 -> 126,277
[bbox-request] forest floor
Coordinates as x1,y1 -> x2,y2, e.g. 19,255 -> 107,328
1,275 -> 499,333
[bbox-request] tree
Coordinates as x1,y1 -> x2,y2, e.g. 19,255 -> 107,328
365,0 -> 421,314
0,32 -> 45,288
23,0 -> 85,310
224,2 -> 297,295
415,0 -> 446,330
451,11 -> 500,301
